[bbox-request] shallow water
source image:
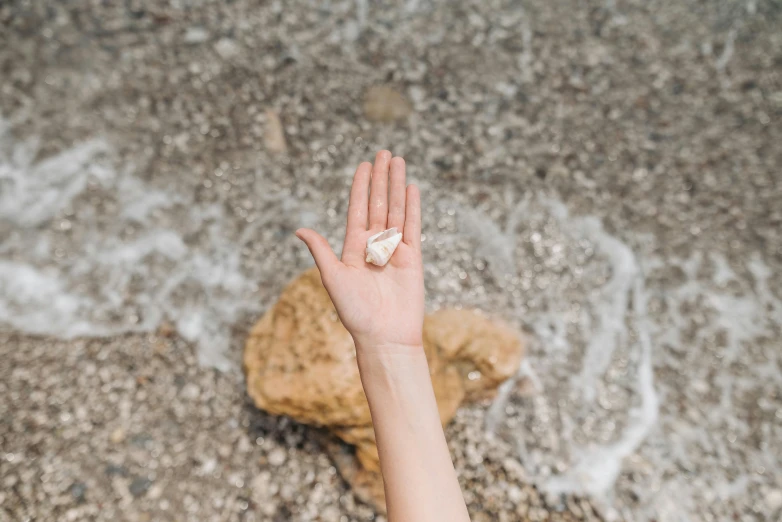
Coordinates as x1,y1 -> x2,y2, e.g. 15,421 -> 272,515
2,121 -> 779,520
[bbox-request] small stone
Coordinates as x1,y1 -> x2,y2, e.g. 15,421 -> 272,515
362,86 -> 412,123
214,38 -> 240,59
184,27 -> 209,44
501,458 -> 527,481
199,457 -> 217,475
129,477 -> 152,498
268,448 -> 286,467
70,482 -> 86,504
129,433 -> 153,448
109,428 -> 125,444
251,472 -> 273,505
105,464 -> 129,477
147,483 -> 164,500
180,383 -> 200,401
157,321 -> 175,338
263,110 -> 287,154
765,489 -> 782,510
567,497 -> 584,517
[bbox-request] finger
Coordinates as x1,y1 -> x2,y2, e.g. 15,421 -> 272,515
342,162 -> 372,263
368,150 -> 392,230
403,184 -> 421,250
295,229 -> 340,280
387,156 -> 406,231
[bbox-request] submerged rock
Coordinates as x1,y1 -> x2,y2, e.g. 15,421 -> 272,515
244,268 -> 524,511
362,86 -> 412,123
263,110 -> 287,154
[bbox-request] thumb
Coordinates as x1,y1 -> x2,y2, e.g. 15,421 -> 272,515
295,228 -> 339,278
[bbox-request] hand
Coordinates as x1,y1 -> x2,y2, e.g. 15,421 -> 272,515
296,150 -> 424,351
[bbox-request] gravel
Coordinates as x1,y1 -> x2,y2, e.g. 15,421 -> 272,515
0,333 -> 598,521
1,0 -> 781,520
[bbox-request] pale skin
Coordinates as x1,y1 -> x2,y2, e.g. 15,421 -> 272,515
296,150 -> 471,522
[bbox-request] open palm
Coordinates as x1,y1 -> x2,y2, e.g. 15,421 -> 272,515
296,151 -> 424,350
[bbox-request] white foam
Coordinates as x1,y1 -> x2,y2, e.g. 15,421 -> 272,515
473,194 -> 779,519
0,135 -> 111,227
462,192 -> 660,509
539,196 -> 639,405
543,275 -> 659,507
0,261 -> 107,338
640,251 -> 781,520
457,195 -> 524,281
486,357 -> 543,435
525,196 -> 659,506
0,117 -> 271,370
458,191 -> 782,522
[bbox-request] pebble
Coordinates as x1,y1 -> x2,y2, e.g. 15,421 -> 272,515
362,86 -> 412,123
105,465 -> 129,477
214,38 -> 240,59
268,448 -> 287,467
184,27 -> 210,44
70,482 -> 87,503
129,477 -> 153,498
765,489 -> 782,510
109,428 -> 125,444
180,383 -> 200,401
264,110 -> 287,154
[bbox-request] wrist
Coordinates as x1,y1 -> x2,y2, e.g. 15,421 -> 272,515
354,341 -> 434,412
354,339 -> 424,356
354,340 -> 428,381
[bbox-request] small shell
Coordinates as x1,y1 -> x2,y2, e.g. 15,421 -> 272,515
365,228 -> 403,266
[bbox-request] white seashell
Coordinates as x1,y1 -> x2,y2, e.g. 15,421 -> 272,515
365,228 -> 403,266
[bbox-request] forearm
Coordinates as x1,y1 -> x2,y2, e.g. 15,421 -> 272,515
356,342 -> 471,522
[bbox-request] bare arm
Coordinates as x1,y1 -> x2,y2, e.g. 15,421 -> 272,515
356,343 -> 470,521
295,150 -> 471,522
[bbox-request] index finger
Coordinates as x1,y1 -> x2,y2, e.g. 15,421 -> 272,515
368,150 -> 392,230
342,162 -> 372,263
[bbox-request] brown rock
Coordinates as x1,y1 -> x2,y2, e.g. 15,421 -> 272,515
362,86 -> 412,123
243,268 -> 524,511
244,269 -> 369,427
109,428 -> 126,444
263,110 -> 287,154
157,320 -> 176,338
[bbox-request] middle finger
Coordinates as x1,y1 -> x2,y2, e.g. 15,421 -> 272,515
368,150 -> 391,230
